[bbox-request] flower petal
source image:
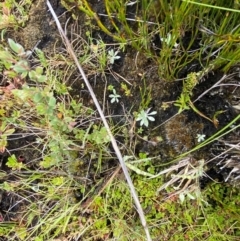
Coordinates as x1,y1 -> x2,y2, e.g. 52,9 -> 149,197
148,116 -> 155,122
149,111 -> 157,115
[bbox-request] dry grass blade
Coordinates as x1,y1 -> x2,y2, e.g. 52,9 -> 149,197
46,1 -> 152,240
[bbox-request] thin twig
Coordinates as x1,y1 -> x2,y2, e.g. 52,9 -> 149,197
46,1 -> 152,240
193,74 -> 227,102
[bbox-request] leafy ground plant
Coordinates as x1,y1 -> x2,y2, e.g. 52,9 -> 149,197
0,36 -> 115,240
62,0 -> 240,80
109,88 -> 121,103
136,108 -> 157,127
0,0 -> 31,30
1,0 -> 240,240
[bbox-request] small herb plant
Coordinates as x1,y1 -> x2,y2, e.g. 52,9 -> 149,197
121,82 -> 132,96
2,1 -> 240,240
0,0 -> 31,30
136,108 -> 157,127
109,88 -> 121,103
174,72 -> 198,113
0,36 -> 117,240
107,49 -> 121,64
0,38 -> 47,82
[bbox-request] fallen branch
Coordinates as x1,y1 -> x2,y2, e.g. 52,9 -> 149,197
46,1 -> 152,240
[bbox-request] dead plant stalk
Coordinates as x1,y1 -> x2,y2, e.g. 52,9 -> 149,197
46,1 -> 152,240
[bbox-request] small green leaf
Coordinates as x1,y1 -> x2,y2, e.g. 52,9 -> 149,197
126,163 -> 154,177
0,109 -> 6,116
0,138 -> 7,150
40,156 -> 55,168
36,75 -> 47,82
6,154 -> 24,170
35,66 -> 44,74
34,236 -> 44,241
0,50 -> 14,63
20,71 -> 28,79
35,48 -> 48,67
48,96 -> 56,107
12,60 -> 29,73
15,227 -> 28,240
51,176 -> 64,186
28,70 -> 37,80
8,38 -> 25,55
6,155 -> 18,167
33,92 -> 43,103
0,122 -> 7,132
2,181 -> 14,191
13,88 -> 30,101
4,128 -> 15,136
29,70 -> 47,83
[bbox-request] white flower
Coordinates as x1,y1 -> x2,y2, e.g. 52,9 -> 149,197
136,108 -> 157,127
109,89 -> 121,103
107,49 -> 121,64
196,134 -> 206,143
160,33 -> 179,48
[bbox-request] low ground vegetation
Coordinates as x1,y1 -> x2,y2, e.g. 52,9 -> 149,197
0,0 -> 240,240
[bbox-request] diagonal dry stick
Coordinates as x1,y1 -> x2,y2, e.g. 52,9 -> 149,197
46,1 -> 152,240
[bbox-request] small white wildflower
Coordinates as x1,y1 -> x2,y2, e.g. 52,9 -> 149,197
196,134 -> 206,143
109,89 -> 121,103
107,49 -> 121,64
136,108 -> 157,127
160,33 -> 179,48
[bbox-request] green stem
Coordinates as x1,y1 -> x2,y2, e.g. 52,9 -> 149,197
79,0 -> 125,42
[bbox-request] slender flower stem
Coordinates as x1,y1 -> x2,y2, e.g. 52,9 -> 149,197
46,1 -> 152,240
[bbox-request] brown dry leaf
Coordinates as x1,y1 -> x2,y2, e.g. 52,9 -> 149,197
5,82 -> 16,91
0,145 -> 6,153
2,3 -> 11,16
68,121 -> 77,131
57,112 -> 63,119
